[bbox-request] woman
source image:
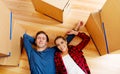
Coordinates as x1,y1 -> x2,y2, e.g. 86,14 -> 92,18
54,29 -> 91,74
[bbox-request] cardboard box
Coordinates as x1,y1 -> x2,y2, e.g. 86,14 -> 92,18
86,0 -> 120,55
0,1 -> 11,57
86,12 -> 107,55
0,1 -> 25,66
100,0 -> 120,52
31,0 -> 71,22
0,23 -> 25,66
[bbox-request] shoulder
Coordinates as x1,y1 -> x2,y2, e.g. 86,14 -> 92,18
47,46 -> 57,52
55,51 -> 60,56
54,52 -> 62,64
54,51 -> 61,60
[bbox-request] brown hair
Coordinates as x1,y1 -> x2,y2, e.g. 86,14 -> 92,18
35,31 -> 49,42
54,36 -> 66,45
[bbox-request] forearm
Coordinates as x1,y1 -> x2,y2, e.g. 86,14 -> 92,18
77,32 -> 90,41
66,30 -> 79,44
76,32 -> 90,51
23,33 -> 35,44
23,33 -> 34,58
66,34 -> 75,44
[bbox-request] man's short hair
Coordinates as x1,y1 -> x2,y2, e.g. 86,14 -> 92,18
35,31 -> 49,42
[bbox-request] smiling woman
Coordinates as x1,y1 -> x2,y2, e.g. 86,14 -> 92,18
54,29 -> 90,74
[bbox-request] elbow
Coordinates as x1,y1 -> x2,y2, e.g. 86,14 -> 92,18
23,33 -> 27,38
85,36 -> 90,43
23,33 -> 26,37
87,36 -> 90,42
23,33 -> 27,41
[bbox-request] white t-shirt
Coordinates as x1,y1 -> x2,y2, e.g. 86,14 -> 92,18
62,54 -> 85,74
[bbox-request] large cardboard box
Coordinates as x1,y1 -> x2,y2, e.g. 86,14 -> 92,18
100,0 -> 120,53
0,23 -> 25,66
86,12 -> 107,55
31,0 -> 70,22
86,0 -> 120,55
0,1 -> 25,66
0,1 -> 11,57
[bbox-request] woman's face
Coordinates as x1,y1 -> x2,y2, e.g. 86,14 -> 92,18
55,38 -> 68,52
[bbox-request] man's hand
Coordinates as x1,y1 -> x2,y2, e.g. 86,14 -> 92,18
64,21 -> 83,37
67,30 -> 78,35
73,21 -> 83,31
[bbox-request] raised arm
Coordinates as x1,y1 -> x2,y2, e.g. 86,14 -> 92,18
67,21 -> 90,51
66,21 -> 83,44
66,34 -> 75,44
75,32 -> 90,51
23,33 -> 35,58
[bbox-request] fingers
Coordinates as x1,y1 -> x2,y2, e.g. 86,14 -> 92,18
74,21 -> 83,31
80,21 -> 83,26
66,30 -> 73,34
66,21 -> 83,35
67,30 -> 78,35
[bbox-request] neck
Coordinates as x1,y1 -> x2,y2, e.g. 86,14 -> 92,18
61,48 -> 69,57
37,46 -> 47,52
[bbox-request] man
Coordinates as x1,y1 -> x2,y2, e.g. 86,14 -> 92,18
23,22 -> 82,74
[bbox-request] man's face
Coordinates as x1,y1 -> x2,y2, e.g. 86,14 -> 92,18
35,33 -> 47,48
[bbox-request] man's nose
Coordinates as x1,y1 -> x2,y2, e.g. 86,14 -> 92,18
39,39 -> 43,42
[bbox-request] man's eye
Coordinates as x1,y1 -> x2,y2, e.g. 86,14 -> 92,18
61,42 -> 64,44
37,37 -> 41,39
